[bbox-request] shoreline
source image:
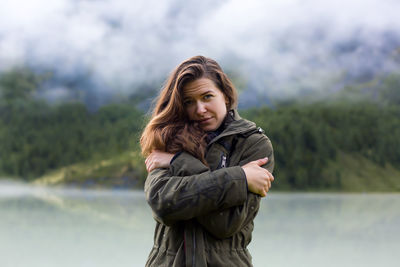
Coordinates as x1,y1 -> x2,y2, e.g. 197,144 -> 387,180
1,178 -> 400,194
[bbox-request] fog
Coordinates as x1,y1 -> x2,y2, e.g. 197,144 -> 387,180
1,0 -> 399,106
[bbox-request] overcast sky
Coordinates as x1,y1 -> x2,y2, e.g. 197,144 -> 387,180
1,0 -> 399,104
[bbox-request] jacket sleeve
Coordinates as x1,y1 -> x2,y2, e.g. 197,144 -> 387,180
196,134 -> 274,239
144,152 -> 248,226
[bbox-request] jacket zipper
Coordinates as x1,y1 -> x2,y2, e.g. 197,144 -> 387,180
220,154 -> 227,168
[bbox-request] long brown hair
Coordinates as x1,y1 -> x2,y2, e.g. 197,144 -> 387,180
140,55 -> 238,162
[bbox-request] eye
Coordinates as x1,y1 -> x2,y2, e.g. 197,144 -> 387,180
184,99 -> 194,106
203,94 -> 213,100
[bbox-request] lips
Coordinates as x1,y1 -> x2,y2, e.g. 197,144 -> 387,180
198,117 -> 212,124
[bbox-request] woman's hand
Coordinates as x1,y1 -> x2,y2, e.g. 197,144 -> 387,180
145,150 -> 174,172
241,157 -> 274,197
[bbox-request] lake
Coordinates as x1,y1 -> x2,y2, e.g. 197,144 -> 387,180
1,181 -> 399,267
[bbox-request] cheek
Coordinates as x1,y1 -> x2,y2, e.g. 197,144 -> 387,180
220,106 -> 227,118
218,100 -> 228,115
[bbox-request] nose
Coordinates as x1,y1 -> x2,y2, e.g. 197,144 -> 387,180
195,101 -> 206,115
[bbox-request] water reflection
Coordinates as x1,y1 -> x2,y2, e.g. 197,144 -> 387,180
0,180 -> 150,229
1,181 -> 399,267
251,193 -> 400,267
0,181 -> 153,267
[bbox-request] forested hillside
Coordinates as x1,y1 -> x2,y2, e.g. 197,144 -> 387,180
1,68 -> 399,191
243,102 -> 400,191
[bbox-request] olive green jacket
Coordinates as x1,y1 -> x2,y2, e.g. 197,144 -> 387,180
145,110 -> 274,267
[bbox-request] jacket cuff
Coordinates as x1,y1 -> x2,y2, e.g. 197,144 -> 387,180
170,151 -> 183,164
243,169 -> 249,191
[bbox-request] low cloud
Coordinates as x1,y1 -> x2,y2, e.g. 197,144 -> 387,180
1,0 -> 399,105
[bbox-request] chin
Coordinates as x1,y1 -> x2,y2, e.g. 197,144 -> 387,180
203,125 -> 218,132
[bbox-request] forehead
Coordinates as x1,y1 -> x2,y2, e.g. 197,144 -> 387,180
183,78 -> 221,97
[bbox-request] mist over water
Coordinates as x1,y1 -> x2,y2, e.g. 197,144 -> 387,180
1,0 -> 400,107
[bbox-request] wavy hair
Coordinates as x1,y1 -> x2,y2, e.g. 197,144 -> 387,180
140,55 -> 238,163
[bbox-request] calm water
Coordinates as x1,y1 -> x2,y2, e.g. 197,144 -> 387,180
1,181 -> 399,267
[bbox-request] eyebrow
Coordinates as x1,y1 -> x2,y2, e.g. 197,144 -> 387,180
184,90 -> 214,99
200,90 -> 214,96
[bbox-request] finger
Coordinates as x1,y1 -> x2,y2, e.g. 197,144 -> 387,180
145,154 -> 153,164
148,163 -> 154,173
147,162 -> 153,172
261,168 -> 271,177
265,171 -> 273,182
270,174 -> 274,182
261,177 -> 268,187
147,160 -> 154,172
270,174 -> 275,182
255,157 -> 268,166
263,169 -> 273,181
261,189 -> 267,197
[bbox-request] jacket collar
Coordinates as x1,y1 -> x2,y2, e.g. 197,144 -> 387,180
206,109 -> 257,146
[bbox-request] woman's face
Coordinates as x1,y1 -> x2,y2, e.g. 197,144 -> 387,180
183,78 -> 228,132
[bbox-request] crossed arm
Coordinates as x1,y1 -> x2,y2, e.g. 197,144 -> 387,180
196,136 -> 274,238
144,135 -> 274,237
145,138 -> 274,197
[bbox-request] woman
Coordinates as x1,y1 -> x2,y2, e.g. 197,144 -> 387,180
140,55 -> 274,267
